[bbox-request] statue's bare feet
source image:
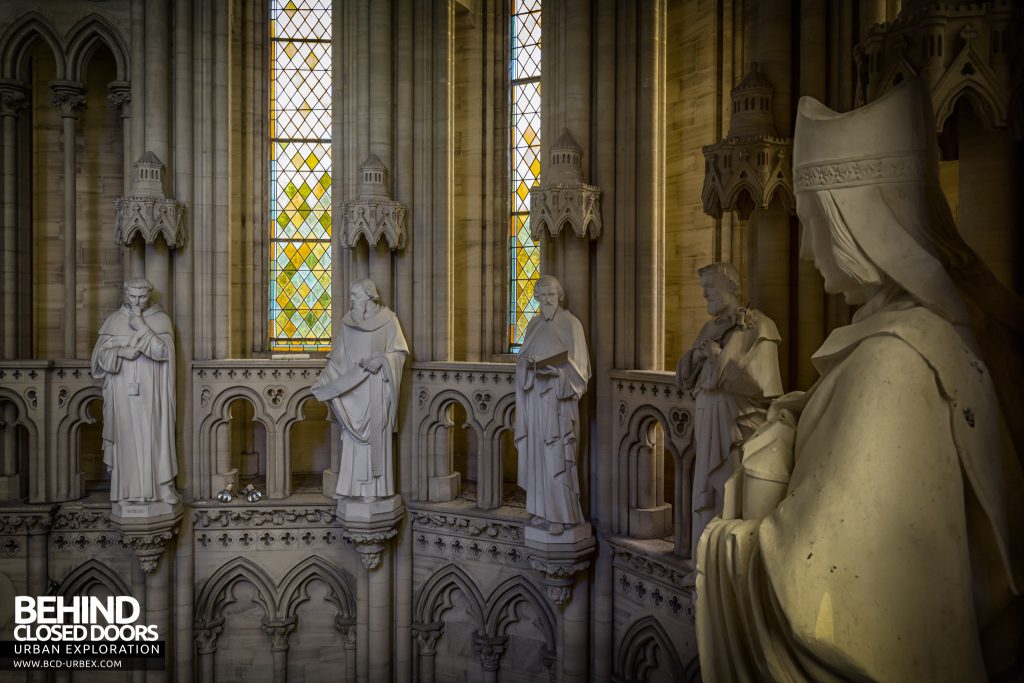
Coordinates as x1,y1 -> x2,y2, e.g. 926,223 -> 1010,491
549,522 -> 565,535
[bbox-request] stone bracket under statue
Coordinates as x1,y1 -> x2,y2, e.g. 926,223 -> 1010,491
110,502 -> 183,574
524,522 -> 595,607
335,495 -> 404,570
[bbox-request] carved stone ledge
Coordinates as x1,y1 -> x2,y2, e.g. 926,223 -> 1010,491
192,506 -> 338,529
409,509 -> 524,542
111,507 -> 182,574
336,496 -> 404,570
529,129 -> 602,240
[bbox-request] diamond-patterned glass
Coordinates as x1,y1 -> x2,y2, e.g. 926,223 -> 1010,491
271,0 -> 332,351
509,0 -> 542,351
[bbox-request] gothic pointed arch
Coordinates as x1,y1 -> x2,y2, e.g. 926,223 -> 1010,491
195,557 -> 277,624
65,14 -> 130,82
414,563 -> 486,628
484,575 -> 556,645
56,559 -> 129,599
276,555 -> 356,620
614,615 -> 685,682
0,11 -> 66,80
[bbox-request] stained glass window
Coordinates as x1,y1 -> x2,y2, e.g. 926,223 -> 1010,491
509,0 -> 542,351
270,0 -> 333,351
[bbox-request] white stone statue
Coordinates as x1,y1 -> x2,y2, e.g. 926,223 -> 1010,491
676,262 -> 782,557
90,279 -> 179,505
311,278 -> 409,499
515,275 -> 591,535
696,80 -> 1024,681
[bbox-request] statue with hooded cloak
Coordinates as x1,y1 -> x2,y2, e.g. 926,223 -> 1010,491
695,80 -> 1024,681
91,279 -> 179,506
312,278 -> 409,499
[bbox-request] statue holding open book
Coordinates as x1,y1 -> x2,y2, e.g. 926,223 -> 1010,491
514,275 -> 591,535
311,278 -> 409,499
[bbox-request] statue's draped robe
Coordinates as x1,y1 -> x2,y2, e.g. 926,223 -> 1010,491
697,298 -> 1024,682
90,304 -> 177,502
515,308 -> 591,524
314,307 -> 408,498
677,308 -> 783,556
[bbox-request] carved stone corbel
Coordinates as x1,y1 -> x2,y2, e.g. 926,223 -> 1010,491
524,528 -> 596,607
112,508 -> 182,574
335,495 -> 404,570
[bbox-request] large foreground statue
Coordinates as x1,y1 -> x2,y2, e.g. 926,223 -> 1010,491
515,275 -> 591,535
312,278 -> 409,499
91,279 -> 179,505
696,80 -> 1024,681
676,262 -> 782,557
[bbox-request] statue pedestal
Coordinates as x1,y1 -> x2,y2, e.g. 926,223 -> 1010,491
335,495 -> 404,570
112,500 -> 181,519
524,524 -> 596,607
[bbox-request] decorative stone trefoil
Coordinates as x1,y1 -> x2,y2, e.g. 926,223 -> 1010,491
701,64 -> 794,219
114,152 -> 186,248
529,129 -> 602,240
340,155 -> 406,250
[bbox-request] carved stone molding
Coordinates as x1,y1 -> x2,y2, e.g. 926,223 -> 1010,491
0,508 -> 54,536
472,632 -> 508,672
193,506 -> 338,529
409,509 -> 523,541
340,155 -> 406,250
53,507 -> 111,531
49,80 -> 87,118
414,531 -> 528,568
0,80 -> 28,117
262,617 -> 298,651
702,64 -> 794,219
114,152 -> 185,248
529,129 -> 602,240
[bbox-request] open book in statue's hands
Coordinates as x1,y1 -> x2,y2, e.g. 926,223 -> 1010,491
310,362 -> 369,401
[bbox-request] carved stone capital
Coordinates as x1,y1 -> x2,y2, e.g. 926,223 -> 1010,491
334,616 -> 357,647
50,81 -> 87,118
262,617 -> 297,651
194,619 -> 224,655
412,622 -> 443,656
472,632 -> 508,672
0,80 -> 28,118
106,81 -> 131,117
344,528 -> 398,570
524,528 -> 595,607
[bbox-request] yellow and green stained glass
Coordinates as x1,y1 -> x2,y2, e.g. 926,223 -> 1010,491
509,0 -> 541,351
270,0 -> 332,351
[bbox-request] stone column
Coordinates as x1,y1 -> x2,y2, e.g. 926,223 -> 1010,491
562,573 -> 590,681
0,81 -> 27,360
411,623 -> 442,683
193,620 -> 223,683
334,616 -> 357,683
107,83 -> 145,278
50,82 -> 87,359
367,551 -> 392,682
262,617 -> 297,683
472,632 -> 507,683
145,545 -> 171,683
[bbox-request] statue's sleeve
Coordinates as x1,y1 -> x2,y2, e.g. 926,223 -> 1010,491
697,335 -> 986,682
381,318 -> 410,428
91,333 -> 122,377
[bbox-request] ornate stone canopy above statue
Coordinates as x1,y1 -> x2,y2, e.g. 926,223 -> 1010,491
113,152 -> 186,248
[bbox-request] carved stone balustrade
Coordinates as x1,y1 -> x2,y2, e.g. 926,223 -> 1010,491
0,360 -> 102,503
409,362 -> 518,509
610,370 -> 695,555
191,359 -> 324,500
